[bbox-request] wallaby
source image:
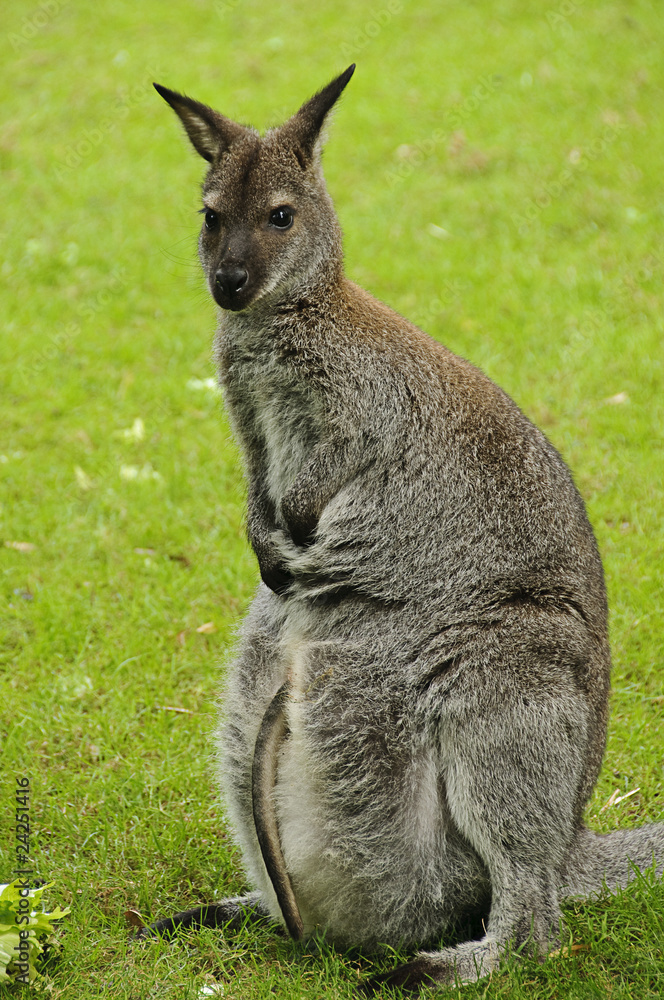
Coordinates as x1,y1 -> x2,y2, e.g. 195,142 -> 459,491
144,66 -> 664,991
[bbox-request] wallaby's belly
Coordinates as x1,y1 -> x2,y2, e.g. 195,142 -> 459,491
219,594 -> 489,949
273,723 -> 460,948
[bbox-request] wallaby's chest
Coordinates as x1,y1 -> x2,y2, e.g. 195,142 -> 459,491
219,332 -> 324,507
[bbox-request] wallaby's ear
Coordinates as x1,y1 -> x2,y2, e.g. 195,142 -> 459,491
281,65 -> 355,166
154,83 -> 248,162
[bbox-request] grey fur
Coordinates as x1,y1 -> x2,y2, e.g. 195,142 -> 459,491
151,68 -> 664,989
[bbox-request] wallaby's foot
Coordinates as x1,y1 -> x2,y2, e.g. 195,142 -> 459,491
359,939 -> 502,995
358,957 -> 445,996
136,892 -> 271,940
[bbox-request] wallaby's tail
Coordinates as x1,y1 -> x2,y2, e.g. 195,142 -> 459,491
560,824 -> 664,898
251,682 -> 304,941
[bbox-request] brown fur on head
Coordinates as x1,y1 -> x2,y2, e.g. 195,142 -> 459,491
154,66 -> 355,312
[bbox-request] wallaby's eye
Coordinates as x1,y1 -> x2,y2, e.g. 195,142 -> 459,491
204,209 -> 219,231
269,207 -> 294,230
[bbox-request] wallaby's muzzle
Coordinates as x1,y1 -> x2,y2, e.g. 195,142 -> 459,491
214,265 -> 250,311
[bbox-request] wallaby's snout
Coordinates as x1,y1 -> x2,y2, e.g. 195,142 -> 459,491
214,264 -> 249,310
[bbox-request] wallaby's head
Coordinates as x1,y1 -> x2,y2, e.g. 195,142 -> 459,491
155,66 -> 355,312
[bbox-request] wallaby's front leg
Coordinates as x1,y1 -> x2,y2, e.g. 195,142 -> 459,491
136,892 -> 273,940
247,478 -> 293,594
280,436 -> 372,547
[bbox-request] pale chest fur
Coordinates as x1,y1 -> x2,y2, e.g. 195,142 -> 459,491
216,320 -> 325,512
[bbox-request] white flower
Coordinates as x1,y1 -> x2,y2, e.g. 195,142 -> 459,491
187,377 -> 220,393
120,463 -> 162,482
116,418 -> 145,441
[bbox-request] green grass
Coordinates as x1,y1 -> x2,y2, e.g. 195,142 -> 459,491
1,0 -> 663,995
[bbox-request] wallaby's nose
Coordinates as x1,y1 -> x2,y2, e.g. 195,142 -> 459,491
215,266 -> 248,307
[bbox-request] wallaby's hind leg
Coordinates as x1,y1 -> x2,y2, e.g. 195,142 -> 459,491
363,637 -> 593,991
136,892 -> 273,940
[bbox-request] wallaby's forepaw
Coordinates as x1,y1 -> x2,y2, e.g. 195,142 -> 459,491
280,492 -> 319,548
260,562 -> 294,595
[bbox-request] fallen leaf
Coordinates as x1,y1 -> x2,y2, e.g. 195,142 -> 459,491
196,621 -> 217,634
600,787 -> 640,812
4,540 -> 36,552
448,130 -> 466,156
601,109 -> 622,127
75,465 -> 94,490
176,630 -> 187,646
605,391 -> 629,405
549,943 -> 589,958
614,788 -> 640,805
124,909 -> 145,929
600,789 -> 621,812
74,429 -> 94,449
427,223 -> 451,239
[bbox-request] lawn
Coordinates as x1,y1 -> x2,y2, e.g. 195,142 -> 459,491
1,0 -> 663,996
